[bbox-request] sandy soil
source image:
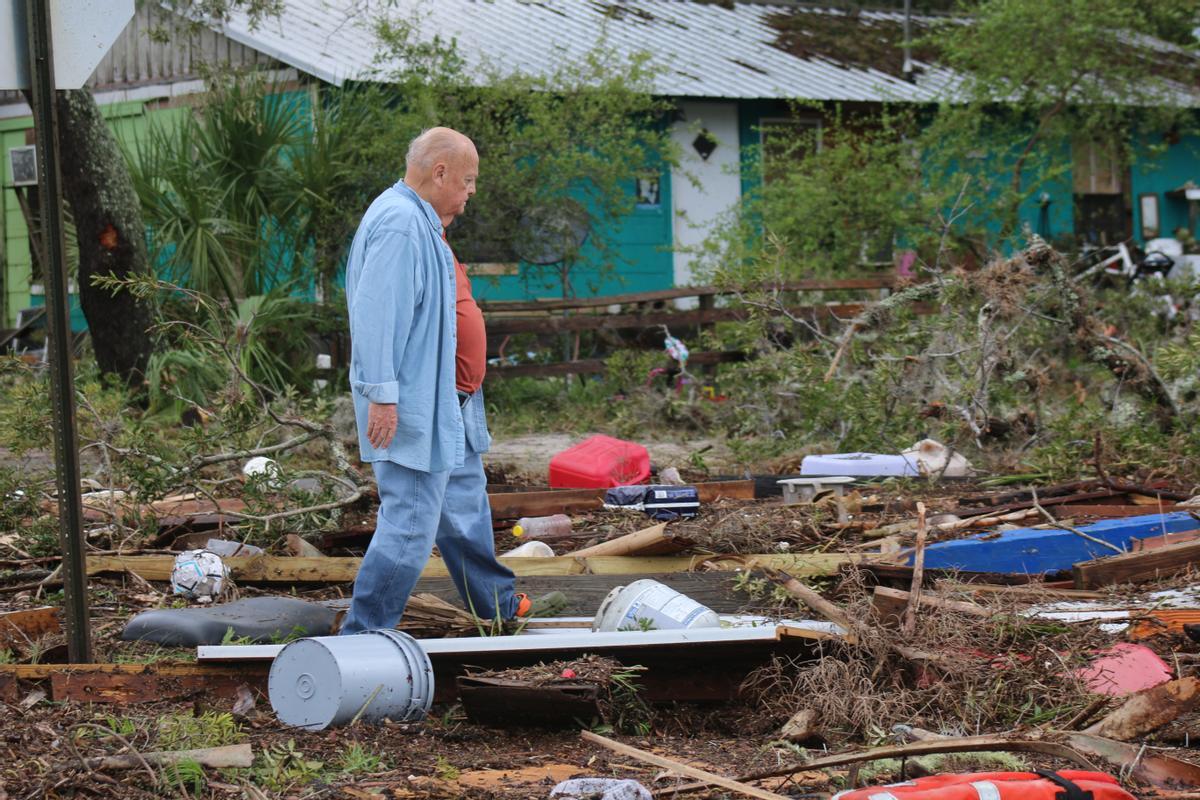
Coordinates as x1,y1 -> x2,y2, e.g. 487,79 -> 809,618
483,433 -> 738,483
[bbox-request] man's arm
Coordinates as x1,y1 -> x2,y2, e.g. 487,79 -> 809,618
350,227 -> 422,450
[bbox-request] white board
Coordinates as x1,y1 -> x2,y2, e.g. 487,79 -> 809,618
0,0 -> 135,90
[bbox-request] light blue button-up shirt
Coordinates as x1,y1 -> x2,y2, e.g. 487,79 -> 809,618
345,181 -> 465,473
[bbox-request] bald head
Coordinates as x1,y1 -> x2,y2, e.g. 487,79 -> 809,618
404,127 -> 479,224
406,127 -> 475,173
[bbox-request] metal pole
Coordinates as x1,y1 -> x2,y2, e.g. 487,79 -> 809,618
25,0 -> 93,662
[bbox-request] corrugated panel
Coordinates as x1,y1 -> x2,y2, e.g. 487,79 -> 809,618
0,4 -> 276,106
90,4 -> 277,89
214,0 -> 962,100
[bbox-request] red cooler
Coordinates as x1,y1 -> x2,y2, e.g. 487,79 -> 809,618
549,435 -> 650,488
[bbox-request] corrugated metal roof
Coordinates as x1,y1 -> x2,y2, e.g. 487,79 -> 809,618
213,0 -> 965,101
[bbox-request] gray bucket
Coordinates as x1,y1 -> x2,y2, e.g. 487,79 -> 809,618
592,579 -> 722,632
268,629 -> 434,730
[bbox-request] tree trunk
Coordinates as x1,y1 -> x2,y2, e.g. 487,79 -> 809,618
54,89 -> 154,385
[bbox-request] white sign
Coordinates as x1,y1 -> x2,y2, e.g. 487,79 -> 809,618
0,0 -> 134,90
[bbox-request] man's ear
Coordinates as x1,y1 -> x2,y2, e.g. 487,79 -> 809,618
432,162 -> 447,184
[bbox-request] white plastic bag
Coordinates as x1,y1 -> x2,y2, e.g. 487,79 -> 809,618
550,778 -> 652,800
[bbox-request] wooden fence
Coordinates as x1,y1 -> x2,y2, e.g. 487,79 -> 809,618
479,274 -> 926,380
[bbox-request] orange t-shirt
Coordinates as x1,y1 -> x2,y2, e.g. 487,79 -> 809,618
450,249 -> 487,393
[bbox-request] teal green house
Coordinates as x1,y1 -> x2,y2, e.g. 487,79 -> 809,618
3,0 -> 1199,328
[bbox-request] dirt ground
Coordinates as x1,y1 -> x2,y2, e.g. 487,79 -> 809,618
483,433 -> 737,484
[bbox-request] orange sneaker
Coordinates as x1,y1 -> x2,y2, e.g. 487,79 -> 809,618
514,591 -> 568,618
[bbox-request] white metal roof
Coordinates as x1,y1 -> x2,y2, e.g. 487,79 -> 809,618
212,0 -> 963,101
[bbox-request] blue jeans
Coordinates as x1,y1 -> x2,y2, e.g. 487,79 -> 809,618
340,392 -> 517,634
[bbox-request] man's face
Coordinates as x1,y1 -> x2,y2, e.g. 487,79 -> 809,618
432,147 -> 478,223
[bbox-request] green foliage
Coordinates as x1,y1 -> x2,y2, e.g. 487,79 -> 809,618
365,14 -> 677,297
607,665 -> 654,736
0,466 -> 59,556
701,109 -> 939,281
252,739 -> 325,790
162,758 -> 207,796
433,756 -> 460,781
156,711 -> 244,751
334,742 -> 385,776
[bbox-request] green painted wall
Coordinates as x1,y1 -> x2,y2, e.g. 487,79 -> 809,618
1131,133 -> 1200,245
1,100 -> 190,329
469,169 -> 675,301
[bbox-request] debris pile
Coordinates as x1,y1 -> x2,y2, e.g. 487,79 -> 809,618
5,402 -> 1200,798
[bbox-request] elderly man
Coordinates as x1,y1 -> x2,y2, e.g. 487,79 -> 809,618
341,127 -> 563,635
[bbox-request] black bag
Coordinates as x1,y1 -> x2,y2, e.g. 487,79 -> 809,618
604,485 -> 700,521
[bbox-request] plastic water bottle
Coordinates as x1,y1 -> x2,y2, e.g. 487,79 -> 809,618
512,514 -> 572,538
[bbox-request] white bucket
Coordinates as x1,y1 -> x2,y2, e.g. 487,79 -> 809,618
502,540 -> 555,557
591,579 -> 722,632
268,629 -> 434,730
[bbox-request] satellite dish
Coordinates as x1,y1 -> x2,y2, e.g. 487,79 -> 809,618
515,200 -> 590,265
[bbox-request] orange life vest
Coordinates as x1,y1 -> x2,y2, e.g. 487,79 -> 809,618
833,771 -> 1136,800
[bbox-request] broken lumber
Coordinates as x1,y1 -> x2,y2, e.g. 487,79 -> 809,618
581,730 -> 791,800
765,569 -> 942,662
870,586 -> 991,626
0,606 -> 61,651
1130,609 -> 1200,639
762,567 -> 858,643
1064,732 -> 1200,788
565,523 -> 684,557
0,661 -> 269,704
1084,677 -> 1200,741
85,552 -> 860,582
933,581 -> 1106,600
901,502 -> 928,636
1073,537 -> 1200,589
285,533 -> 325,558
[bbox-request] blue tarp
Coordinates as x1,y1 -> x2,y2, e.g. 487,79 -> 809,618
908,512 -> 1200,575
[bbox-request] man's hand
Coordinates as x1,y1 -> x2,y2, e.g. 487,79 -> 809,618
366,402 -> 398,449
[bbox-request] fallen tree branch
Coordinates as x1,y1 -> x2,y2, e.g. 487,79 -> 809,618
824,281 -> 941,381
65,742 -> 254,772
762,567 -> 945,663
582,730 -> 790,800
664,736 -> 1099,797
1031,489 -> 1124,555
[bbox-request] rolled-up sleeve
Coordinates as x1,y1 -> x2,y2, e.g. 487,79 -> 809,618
350,227 -> 420,405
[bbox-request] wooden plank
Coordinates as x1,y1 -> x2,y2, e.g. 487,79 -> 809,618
479,275 -> 898,313
934,580 -> 1107,600
0,661 -> 267,679
1134,528 -> 1200,551
565,523 -> 681,557
4,661 -> 271,703
945,489 -> 1123,518
413,572 -> 749,615
0,606 -> 61,651
1057,505 -> 1184,519
870,586 -> 990,627
488,479 -> 755,520
86,552 -> 860,583
1073,536 -> 1200,589
52,667 -> 268,703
